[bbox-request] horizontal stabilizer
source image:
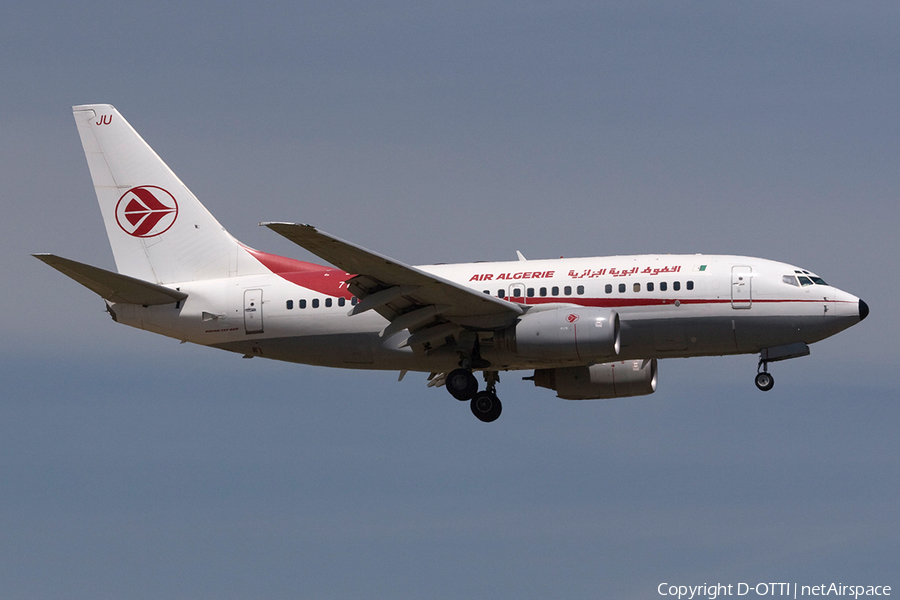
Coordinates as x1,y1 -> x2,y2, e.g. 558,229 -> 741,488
33,254 -> 188,305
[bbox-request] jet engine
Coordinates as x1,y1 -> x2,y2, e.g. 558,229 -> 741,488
496,307 -> 620,362
532,358 -> 658,400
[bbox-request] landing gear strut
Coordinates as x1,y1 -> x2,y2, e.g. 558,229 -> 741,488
444,338 -> 505,421
470,371 -> 502,422
753,343 -> 810,391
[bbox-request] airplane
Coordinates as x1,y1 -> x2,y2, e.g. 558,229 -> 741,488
35,104 -> 869,422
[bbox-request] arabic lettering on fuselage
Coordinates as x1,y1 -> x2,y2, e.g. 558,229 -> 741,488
467,265 -> 681,282
570,265 -> 683,279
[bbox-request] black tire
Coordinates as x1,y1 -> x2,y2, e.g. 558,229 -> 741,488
755,372 -> 775,392
471,391 -> 502,422
446,368 -> 478,401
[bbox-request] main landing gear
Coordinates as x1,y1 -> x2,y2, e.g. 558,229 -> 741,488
445,368 -> 502,423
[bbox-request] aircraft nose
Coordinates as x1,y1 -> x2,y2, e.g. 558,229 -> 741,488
859,299 -> 869,321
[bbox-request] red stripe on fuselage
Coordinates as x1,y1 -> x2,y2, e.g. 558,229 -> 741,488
244,247 -> 354,297
511,297 -> 848,309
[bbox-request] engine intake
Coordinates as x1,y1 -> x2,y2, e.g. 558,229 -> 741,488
497,307 -> 620,362
533,359 -> 658,400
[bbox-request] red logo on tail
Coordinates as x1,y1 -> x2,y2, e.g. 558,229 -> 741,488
115,186 -> 178,237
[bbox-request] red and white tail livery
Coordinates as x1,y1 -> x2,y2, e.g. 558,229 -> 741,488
36,104 -> 869,422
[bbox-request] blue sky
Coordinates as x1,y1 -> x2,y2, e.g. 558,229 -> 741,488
2,2 -> 898,598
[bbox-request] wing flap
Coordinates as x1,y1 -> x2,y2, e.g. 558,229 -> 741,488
34,254 -> 188,305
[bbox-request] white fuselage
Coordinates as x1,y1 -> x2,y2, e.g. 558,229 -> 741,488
109,253 -> 862,374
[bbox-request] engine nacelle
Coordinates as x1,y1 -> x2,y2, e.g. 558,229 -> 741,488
532,359 -> 658,400
497,307 -> 620,362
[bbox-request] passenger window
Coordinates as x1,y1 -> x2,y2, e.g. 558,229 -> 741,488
618,283 -> 626,293
351,297 -> 358,305
605,284 -> 612,294
539,287 -> 547,297
483,290 -> 490,295
577,285 -> 585,295
286,300 -> 293,310
325,298 -> 333,308
660,282 -> 667,292
647,282 -> 654,292
633,283 -> 641,293
338,297 -> 346,307
673,281 -> 681,291
512,288 -> 522,298
527,288 -> 534,297
498,290 -> 505,298
564,286 -> 572,295
552,286 -> 559,296
312,299 -> 319,308
687,281 -> 694,290
299,299 -> 307,309
798,276 -> 813,287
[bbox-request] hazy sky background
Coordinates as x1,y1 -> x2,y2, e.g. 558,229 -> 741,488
2,2 -> 898,598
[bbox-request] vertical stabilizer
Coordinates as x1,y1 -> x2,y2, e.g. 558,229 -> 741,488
73,104 -> 266,283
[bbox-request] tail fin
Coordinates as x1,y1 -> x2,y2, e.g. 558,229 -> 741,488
73,104 -> 267,283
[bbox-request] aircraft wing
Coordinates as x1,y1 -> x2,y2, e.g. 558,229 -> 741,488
261,223 -> 523,339
33,254 -> 188,305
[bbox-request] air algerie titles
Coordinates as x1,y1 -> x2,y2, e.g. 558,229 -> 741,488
469,271 -> 555,282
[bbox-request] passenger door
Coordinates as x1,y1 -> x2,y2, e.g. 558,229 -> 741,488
731,266 -> 752,309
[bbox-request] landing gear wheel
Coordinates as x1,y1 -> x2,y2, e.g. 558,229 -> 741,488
446,368 -> 478,401
755,371 -> 775,391
471,391 -> 502,422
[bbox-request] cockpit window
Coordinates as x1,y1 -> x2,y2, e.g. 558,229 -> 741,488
792,270 -> 828,286
782,275 -> 800,287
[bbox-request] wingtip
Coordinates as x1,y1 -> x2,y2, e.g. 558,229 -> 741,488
260,221 -> 315,229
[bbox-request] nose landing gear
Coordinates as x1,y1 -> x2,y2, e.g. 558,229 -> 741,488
756,355 -> 775,391
754,343 -> 810,392
755,367 -> 775,391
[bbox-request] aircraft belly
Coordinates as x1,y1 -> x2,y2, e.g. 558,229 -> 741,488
619,317 -> 736,358
617,313 -> 852,360
209,332 -> 460,372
